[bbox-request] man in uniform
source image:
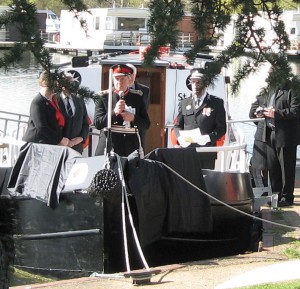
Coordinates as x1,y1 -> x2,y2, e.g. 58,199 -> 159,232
173,69 -> 227,169
93,64 -> 150,157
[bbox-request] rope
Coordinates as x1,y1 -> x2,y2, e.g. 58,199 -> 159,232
119,162 -> 130,272
116,154 -> 150,271
154,160 -> 300,231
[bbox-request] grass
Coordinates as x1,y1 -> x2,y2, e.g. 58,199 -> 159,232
283,240 -> 300,259
240,280 -> 300,289
9,267 -> 56,287
239,242 -> 300,289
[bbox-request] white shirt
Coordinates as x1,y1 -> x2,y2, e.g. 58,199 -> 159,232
61,92 -> 75,115
194,91 -> 207,108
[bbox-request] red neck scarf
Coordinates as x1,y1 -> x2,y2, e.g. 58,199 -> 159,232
49,96 -> 65,127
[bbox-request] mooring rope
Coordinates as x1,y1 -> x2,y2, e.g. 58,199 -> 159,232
116,155 -> 150,271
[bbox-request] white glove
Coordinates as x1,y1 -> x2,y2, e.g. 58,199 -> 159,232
195,134 -> 211,146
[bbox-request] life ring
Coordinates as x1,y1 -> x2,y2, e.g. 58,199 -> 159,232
55,33 -> 60,43
83,117 -> 92,149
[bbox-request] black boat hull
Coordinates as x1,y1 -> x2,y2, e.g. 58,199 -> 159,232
0,156 -> 254,278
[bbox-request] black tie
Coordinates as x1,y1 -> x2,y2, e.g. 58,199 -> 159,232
268,92 -> 276,107
66,97 -> 73,117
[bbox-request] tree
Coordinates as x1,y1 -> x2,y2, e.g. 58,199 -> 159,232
1,0 -> 300,95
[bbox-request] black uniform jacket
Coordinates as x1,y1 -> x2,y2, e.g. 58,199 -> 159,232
134,81 -> 150,110
93,90 -> 150,156
174,93 -> 226,146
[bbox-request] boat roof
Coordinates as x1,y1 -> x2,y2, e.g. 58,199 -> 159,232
95,50 -> 215,70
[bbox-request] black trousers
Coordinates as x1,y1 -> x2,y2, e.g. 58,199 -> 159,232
267,129 -> 296,202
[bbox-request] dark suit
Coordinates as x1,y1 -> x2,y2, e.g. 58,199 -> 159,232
249,94 -> 268,187
255,87 -> 300,203
93,90 -> 150,157
132,82 -> 150,150
23,93 -> 64,145
249,95 -> 268,171
58,94 -> 89,153
174,93 -> 226,169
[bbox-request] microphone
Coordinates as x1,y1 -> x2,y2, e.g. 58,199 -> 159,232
118,90 -> 130,128
119,91 -> 124,99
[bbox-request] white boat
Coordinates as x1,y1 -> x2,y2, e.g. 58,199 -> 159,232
45,7 -> 195,53
0,52 -> 268,279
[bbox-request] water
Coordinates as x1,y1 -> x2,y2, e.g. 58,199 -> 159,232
1,50 -> 300,157
0,51 -> 73,114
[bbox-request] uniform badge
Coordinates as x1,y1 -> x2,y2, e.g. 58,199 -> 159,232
98,90 -> 109,96
130,89 -> 143,96
186,104 -> 192,110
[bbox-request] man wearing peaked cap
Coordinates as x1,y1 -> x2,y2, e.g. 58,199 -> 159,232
93,63 -> 150,157
111,64 -> 133,76
190,69 -> 204,79
173,68 -> 226,169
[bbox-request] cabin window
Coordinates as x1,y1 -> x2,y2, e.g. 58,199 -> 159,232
290,27 -> 296,35
117,17 -> 146,31
95,16 -> 100,30
105,17 -> 112,30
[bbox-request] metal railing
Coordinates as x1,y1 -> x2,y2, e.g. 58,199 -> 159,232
0,111 -> 28,166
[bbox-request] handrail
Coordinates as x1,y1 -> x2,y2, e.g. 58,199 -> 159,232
196,143 -> 247,173
196,143 -> 246,153
0,111 -> 29,140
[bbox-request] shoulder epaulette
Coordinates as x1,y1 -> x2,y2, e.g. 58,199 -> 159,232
97,89 -> 109,96
130,89 -> 143,96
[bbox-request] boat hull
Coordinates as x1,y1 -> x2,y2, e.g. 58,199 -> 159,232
5,193 -> 105,279
0,156 -> 254,277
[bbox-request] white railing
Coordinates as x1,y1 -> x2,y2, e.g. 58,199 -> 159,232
196,143 -> 247,173
0,111 -> 28,166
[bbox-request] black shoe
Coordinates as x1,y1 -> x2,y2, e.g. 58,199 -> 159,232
278,197 -> 293,207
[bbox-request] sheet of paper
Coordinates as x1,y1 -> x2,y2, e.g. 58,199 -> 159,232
178,128 -> 210,146
179,128 -> 201,143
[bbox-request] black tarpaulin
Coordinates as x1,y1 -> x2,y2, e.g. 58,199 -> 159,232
7,143 -> 80,208
126,148 -> 213,247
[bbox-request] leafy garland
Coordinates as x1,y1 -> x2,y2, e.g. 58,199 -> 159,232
1,0 -> 300,95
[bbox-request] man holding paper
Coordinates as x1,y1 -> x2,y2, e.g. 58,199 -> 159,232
173,69 -> 226,169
